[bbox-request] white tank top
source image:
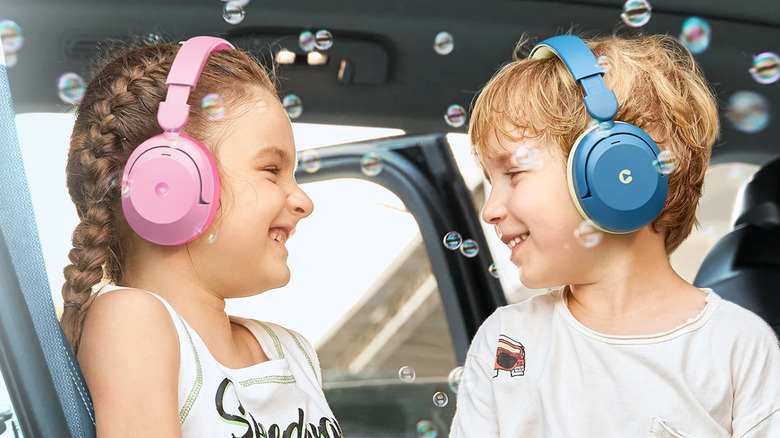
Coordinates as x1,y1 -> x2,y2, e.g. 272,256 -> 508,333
96,285 -> 342,437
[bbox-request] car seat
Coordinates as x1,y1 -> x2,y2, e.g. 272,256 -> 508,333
694,157 -> 780,336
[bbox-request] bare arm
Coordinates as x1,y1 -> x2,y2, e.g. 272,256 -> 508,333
78,289 -> 182,438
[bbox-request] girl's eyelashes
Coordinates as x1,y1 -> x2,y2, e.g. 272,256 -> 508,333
263,166 -> 282,175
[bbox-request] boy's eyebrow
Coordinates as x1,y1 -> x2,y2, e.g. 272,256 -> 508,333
481,152 -> 514,183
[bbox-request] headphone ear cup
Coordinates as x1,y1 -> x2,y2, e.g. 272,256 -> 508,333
122,134 -> 220,246
568,122 -> 668,233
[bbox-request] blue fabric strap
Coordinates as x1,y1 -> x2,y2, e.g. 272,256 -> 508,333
0,50 -> 95,437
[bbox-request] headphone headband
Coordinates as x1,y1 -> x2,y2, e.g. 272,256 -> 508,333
530,35 -> 618,122
157,36 -> 235,132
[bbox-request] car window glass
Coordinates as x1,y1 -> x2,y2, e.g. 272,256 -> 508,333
226,179 -> 460,437
0,367 -> 23,437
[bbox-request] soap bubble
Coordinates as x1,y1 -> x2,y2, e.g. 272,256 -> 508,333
726,91 -> 770,133
360,153 -> 383,176
0,20 -> 23,53
512,145 -> 541,171
596,55 -> 611,73
222,1 -> 246,25
448,366 -> 464,393
432,392 -> 449,407
679,16 -> 711,54
398,366 -> 416,382
142,33 -> 162,45
652,150 -> 677,175
299,30 -> 316,52
488,263 -> 500,278
749,52 -> 780,85
300,149 -> 321,173
121,178 -> 135,198
443,232 -> 462,250
416,420 -> 437,438
434,32 -> 454,55
201,94 -> 225,120
620,0 -> 652,27
460,239 -> 479,257
282,94 -> 303,119
575,221 -> 603,248
57,72 -> 86,104
314,30 -> 333,50
445,104 -> 466,128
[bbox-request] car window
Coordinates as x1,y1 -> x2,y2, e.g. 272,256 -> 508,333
0,368 -> 22,437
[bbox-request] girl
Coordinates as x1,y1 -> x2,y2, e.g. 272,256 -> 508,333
59,36 -> 342,437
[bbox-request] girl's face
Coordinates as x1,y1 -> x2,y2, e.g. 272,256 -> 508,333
191,95 -> 313,297
479,134 -> 613,289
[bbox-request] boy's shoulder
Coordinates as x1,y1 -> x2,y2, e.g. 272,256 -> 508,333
705,291 -> 779,345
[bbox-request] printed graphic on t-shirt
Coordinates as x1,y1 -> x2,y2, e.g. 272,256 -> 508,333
215,378 -> 343,438
494,334 -> 525,377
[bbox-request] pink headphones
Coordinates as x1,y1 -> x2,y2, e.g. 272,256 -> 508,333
122,36 -> 233,246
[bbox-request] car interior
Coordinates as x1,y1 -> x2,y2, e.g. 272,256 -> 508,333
0,1 -> 778,437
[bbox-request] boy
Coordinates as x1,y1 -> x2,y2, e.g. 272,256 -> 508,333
449,33 -> 779,437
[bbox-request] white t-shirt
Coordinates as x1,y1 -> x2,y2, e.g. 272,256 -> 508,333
97,285 -> 342,438
450,288 -> 780,438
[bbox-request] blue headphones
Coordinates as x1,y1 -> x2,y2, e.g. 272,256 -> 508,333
529,35 -> 668,234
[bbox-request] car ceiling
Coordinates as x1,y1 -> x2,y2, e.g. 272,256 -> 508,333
4,0 -> 780,166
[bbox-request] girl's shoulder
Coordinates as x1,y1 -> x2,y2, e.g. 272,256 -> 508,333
233,317 -> 323,385
78,286 -> 181,434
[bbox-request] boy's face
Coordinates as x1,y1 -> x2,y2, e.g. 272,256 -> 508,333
479,133 -> 611,289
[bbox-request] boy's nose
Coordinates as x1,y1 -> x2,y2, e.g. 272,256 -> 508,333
481,189 -> 507,225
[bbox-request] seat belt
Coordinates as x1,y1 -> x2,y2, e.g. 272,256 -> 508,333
0,48 -> 95,437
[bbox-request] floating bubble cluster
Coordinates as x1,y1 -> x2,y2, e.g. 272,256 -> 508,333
398,366 -> 416,383
282,94 -> 303,119
460,239 -> 479,257
432,391 -> 449,407
201,94 -> 225,121
726,91 -> 770,133
222,1 -> 246,25
57,73 -> 86,104
575,221 -> 603,248
434,32 -> 454,55
679,16 -> 711,54
443,231 -> 463,250
300,149 -> 321,173
445,104 -> 466,128
749,52 -> 780,85
620,0 -> 652,27
652,150 -> 677,175
360,153 -> 383,176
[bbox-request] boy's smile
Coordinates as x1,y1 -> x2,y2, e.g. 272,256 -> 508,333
479,135 -> 607,289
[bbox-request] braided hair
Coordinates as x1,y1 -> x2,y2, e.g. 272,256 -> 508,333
60,40 -> 277,353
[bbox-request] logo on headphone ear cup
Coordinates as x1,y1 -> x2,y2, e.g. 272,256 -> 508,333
567,122 -> 668,234
122,133 -> 220,246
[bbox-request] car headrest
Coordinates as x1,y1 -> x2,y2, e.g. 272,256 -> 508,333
693,224 -> 780,336
732,157 -> 780,228
694,156 -> 780,336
